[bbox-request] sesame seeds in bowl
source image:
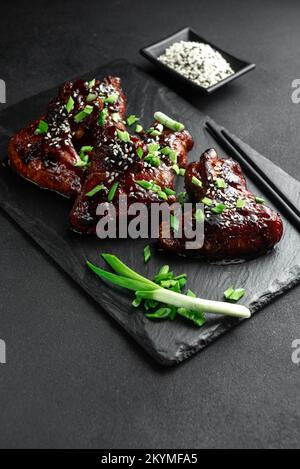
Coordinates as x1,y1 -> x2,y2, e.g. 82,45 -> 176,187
158,41 -> 234,89
140,27 -> 255,94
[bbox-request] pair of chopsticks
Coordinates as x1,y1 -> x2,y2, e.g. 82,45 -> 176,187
205,120 -> 300,233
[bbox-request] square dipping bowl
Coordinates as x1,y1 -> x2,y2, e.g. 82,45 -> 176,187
140,27 -> 256,94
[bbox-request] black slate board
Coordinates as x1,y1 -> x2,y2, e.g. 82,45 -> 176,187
0,59 -> 300,366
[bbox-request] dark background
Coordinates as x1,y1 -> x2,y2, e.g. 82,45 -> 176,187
0,0 -> 300,449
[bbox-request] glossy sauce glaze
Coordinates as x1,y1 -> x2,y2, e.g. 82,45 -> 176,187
159,148 -> 283,259
69,121 -> 194,233
8,76 -> 126,197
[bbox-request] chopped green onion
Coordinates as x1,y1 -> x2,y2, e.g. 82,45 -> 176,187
88,78 -> 96,88
224,287 -> 245,302
194,208 -> 205,222
34,120 -> 48,135
157,190 -> 168,201
74,105 -> 93,123
211,203 -> 227,214
179,168 -> 186,176
74,159 -> 89,168
158,265 -> 169,276
161,146 -> 177,164
177,192 -> 187,204
172,164 -> 180,175
103,93 -> 119,104
154,111 -> 185,132
161,146 -> 171,155
111,112 -> 120,123
224,287 -> 234,299
147,142 -> 160,152
143,245 -> 151,263
164,187 -> 176,196
146,307 -> 172,319
145,155 -> 160,168
192,176 -> 203,187
117,129 -> 131,143
132,296 -> 142,308
86,184 -> 106,197
177,307 -> 206,327
236,198 -> 246,209
98,108 -> 108,126
154,271 -> 172,284
147,127 -> 161,137
160,279 -> 178,289
80,145 -> 93,154
136,147 -> 144,158
255,196 -> 265,204
135,124 -> 143,133
108,182 -> 119,201
75,145 -> 93,167
215,178 -> 227,189
83,105 -> 93,114
170,214 -> 179,231
126,115 -> 139,126
66,96 -> 75,113
136,179 -> 152,190
202,197 -> 213,206
87,93 -> 97,102
186,289 -> 196,298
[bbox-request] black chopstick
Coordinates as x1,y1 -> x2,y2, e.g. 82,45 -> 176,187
205,120 -> 300,232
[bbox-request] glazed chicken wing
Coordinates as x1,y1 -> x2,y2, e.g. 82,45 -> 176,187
69,121 -> 193,233
159,148 -> 283,259
8,76 -> 126,198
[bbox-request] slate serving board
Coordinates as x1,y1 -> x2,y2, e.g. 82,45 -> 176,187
0,59 -> 299,366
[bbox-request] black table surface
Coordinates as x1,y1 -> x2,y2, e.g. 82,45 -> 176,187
1,0 -> 300,449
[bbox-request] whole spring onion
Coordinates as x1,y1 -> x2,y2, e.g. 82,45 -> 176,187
87,255 -> 251,319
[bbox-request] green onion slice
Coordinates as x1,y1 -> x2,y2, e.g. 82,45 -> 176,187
224,287 -> 245,302
192,176 -> 203,187
211,203 -> 227,214
236,198 -> 246,209
103,93 -> 119,104
135,124 -> 143,133
126,115 -> 139,126
143,245 -> 151,263
194,208 -> 205,222
34,120 -> 48,135
117,129 -> 131,143
108,182 -> 119,201
66,96 -> 75,113
154,111 -> 185,132
215,178 -> 227,189
202,197 -> 213,206
86,184 -> 106,197
98,108 -> 108,126
170,214 -> 180,231
136,147 -> 144,158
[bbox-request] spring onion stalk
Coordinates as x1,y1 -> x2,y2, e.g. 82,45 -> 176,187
154,112 -> 185,132
136,289 -> 250,318
87,255 -> 251,319
102,254 -> 158,288
87,261 -> 157,292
